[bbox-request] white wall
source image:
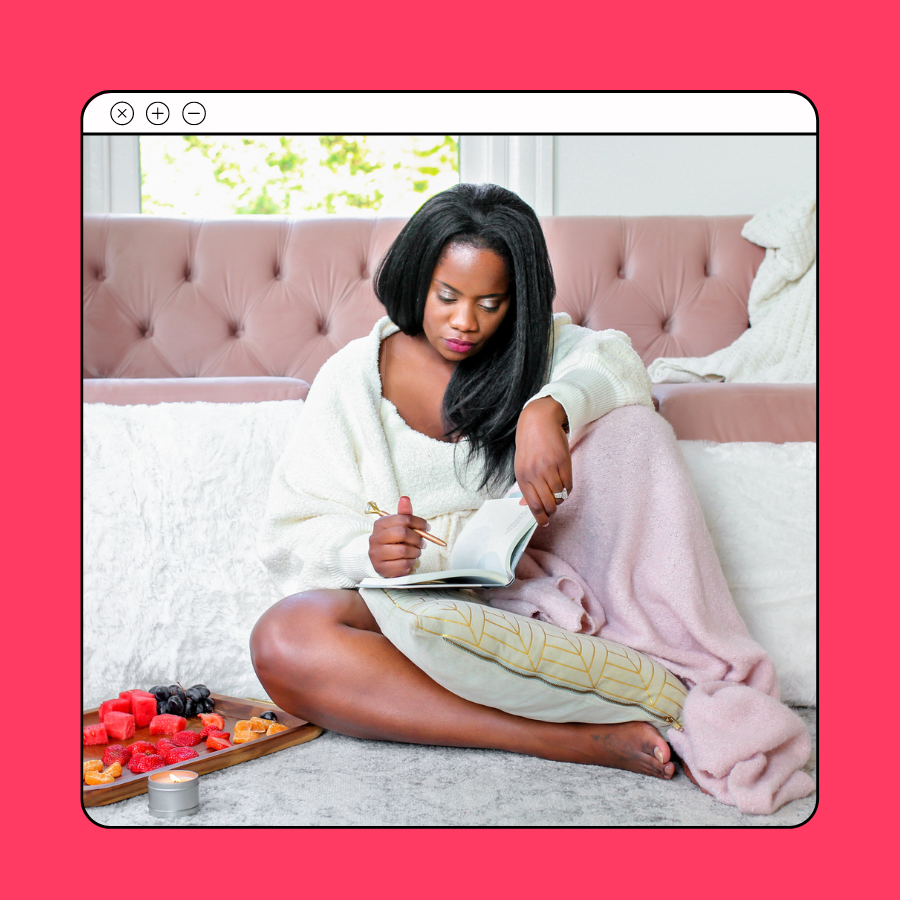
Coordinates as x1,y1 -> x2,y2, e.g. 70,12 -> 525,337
554,135 -> 816,216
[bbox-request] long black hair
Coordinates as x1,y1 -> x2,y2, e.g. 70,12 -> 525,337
374,183 -> 556,493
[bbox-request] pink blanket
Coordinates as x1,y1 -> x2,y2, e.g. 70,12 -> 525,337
491,406 -> 814,814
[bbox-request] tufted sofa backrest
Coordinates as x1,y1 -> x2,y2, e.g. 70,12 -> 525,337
83,214 -> 764,385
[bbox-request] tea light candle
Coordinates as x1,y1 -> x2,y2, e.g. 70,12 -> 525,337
147,770 -> 200,818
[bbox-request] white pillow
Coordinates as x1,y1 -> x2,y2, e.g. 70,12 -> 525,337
82,400 -> 303,708
361,587 -> 687,735
679,440 -> 816,705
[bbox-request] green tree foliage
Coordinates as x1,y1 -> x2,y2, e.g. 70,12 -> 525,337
140,135 -> 459,217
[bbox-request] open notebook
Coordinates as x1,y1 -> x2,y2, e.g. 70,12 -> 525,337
358,497 -> 538,589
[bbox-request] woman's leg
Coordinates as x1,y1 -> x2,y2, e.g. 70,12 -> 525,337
250,589 -> 675,779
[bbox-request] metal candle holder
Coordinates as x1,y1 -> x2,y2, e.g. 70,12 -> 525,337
147,770 -> 200,817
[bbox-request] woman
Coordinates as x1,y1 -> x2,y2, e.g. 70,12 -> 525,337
252,185 -> 812,804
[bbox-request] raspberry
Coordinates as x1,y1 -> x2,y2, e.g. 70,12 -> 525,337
102,744 -> 133,767
130,741 -> 155,756
164,747 -> 199,764
155,739 -> 176,757
173,730 -> 202,747
128,753 -> 166,774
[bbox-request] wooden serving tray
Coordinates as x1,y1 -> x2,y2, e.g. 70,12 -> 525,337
83,693 -> 323,807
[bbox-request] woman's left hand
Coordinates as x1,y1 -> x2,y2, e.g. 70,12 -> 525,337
514,396 -> 573,527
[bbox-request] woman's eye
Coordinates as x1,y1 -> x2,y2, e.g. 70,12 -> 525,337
479,302 -> 501,312
438,295 -> 455,303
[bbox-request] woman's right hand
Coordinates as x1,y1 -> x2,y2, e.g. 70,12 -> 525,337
368,495 -> 429,578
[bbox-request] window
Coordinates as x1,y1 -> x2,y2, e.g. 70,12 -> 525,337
139,135 -> 459,217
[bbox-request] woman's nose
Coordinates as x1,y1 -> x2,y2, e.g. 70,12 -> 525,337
449,301 -> 478,332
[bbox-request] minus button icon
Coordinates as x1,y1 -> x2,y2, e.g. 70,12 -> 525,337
182,102 -> 206,125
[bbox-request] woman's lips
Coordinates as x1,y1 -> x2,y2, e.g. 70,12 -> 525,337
444,338 -> 475,352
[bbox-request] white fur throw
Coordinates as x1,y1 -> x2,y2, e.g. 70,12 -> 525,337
82,401 -> 816,709
647,194 -> 817,384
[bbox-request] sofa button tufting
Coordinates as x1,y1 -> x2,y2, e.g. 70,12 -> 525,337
184,270 -> 191,282
618,269 -> 625,279
97,272 -> 106,282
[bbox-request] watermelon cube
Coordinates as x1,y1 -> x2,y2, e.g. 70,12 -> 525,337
131,695 -> 156,728
98,697 -> 130,721
119,690 -> 156,727
83,723 -> 108,746
103,711 -> 135,741
149,714 -> 187,735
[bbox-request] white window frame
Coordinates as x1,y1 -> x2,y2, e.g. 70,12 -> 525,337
82,135 -> 141,214
459,136 -> 555,215
82,135 -> 556,215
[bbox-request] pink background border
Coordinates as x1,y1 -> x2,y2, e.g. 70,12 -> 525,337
7,2 -> 889,890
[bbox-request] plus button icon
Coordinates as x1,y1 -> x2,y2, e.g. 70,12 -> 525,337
145,102 -> 170,125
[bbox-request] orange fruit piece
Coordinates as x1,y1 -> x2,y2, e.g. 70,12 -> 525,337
234,719 -> 253,734
84,770 -> 115,786
83,760 -> 103,775
103,761 -> 123,779
233,731 -> 260,744
266,722 -> 288,736
248,717 -> 269,733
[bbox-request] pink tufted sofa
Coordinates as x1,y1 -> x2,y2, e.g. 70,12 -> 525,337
82,214 -> 816,442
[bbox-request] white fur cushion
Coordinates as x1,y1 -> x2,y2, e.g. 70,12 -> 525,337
82,401 -> 302,708
678,440 -> 816,705
83,402 -> 815,710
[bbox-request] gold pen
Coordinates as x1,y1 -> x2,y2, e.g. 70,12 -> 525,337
365,501 -> 448,547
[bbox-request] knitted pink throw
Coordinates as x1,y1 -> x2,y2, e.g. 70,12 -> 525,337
490,406 -> 815,814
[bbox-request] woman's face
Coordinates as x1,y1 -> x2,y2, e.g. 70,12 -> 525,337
419,241 -> 511,365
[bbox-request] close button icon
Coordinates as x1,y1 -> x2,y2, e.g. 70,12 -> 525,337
182,102 -> 206,125
111,102 -> 134,125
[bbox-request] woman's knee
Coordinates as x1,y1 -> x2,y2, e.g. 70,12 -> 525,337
574,404 -> 675,461
250,589 -> 354,682
250,589 -> 376,685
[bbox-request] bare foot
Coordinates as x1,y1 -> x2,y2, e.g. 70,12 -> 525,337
546,721 -> 676,779
670,748 -> 712,795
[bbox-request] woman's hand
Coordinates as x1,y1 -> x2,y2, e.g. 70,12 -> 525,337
368,496 -> 429,578
515,397 -> 573,528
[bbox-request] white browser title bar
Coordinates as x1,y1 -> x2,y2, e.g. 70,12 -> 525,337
83,91 -> 817,134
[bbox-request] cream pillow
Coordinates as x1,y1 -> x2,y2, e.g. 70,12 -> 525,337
360,587 -> 687,736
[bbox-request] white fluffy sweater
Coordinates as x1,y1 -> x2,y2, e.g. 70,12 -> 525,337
259,314 -> 653,595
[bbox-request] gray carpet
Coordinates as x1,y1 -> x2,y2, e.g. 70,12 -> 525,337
85,707 -> 816,827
